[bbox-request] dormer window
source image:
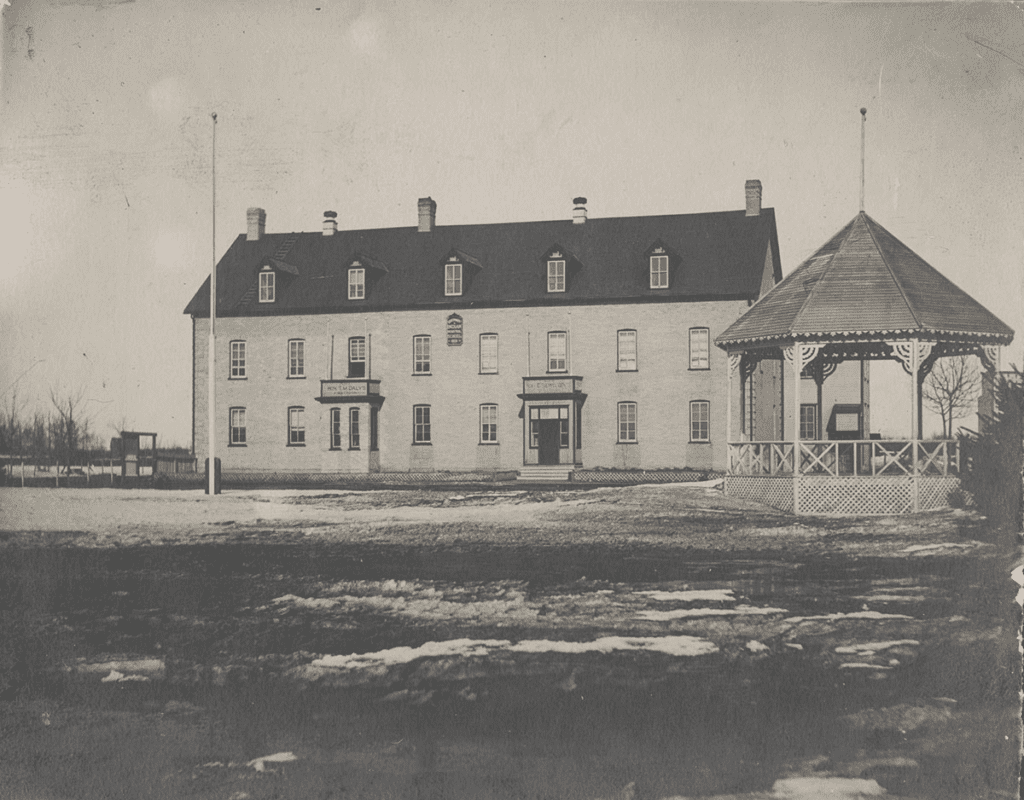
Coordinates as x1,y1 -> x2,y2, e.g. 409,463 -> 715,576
650,250 -> 669,289
547,257 -> 566,293
445,262 -> 463,296
259,268 -> 275,303
348,267 -> 365,300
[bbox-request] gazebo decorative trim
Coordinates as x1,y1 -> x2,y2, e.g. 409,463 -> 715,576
716,211 -> 1014,516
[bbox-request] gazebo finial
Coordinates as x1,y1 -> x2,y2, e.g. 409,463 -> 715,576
860,107 -> 867,213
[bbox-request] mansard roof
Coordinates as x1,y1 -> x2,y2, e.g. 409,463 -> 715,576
716,212 -> 1014,348
184,206 -> 782,317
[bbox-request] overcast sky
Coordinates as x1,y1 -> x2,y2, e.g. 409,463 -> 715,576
1,0 -> 1021,446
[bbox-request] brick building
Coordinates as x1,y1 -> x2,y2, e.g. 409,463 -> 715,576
185,184 -> 785,478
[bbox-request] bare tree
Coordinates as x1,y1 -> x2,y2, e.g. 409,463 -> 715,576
49,386 -> 90,474
923,355 -> 981,438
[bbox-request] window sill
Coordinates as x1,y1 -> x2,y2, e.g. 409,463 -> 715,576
348,447 -> 361,452
287,443 -> 306,447
287,376 -> 307,380
479,371 -> 498,376
689,440 -> 711,445
412,372 -> 432,377
615,369 -> 638,373
412,442 -> 432,446
228,443 -> 246,447
617,441 -> 638,445
688,368 -> 711,372
479,441 -> 500,446
228,376 -> 247,380
546,370 -> 568,375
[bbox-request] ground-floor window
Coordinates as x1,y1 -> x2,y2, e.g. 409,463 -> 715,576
370,407 -> 379,451
800,404 -> 818,440
288,407 -> 305,445
480,404 -> 498,443
330,408 -> 343,449
229,407 -> 246,446
349,407 -> 360,449
618,401 -> 637,443
414,405 -> 431,444
690,400 -> 710,442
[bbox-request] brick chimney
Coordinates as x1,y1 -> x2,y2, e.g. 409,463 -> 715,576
246,207 -> 266,241
323,210 -> 337,236
572,197 -> 587,225
418,197 -> 436,233
745,180 -> 762,217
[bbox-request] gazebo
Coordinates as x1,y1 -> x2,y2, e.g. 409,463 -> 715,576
715,211 -> 1014,515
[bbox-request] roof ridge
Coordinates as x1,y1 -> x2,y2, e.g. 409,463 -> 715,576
788,221 -> 858,334
862,212 -> 923,331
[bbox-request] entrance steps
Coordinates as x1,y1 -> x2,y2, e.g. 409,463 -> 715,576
516,465 -> 574,483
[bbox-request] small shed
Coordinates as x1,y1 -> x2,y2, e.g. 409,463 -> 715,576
118,431 -> 157,477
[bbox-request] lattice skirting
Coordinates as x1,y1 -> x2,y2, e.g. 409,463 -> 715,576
725,475 -> 794,512
799,476 -> 913,515
918,476 -> 961,510
573,470 -> 711,484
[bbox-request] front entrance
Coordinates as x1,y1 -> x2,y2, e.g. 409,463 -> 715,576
538,419 -> 561,464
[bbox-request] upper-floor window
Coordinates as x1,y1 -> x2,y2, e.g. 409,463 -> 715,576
330,407 -> 343,449
650,254 -> 669,289
259,269 -> 275,303
288,406 -> 305,446
229,407 -> 246,446
617,330 -> 637,371
349,407 -> 361,450
548,331 -> 567,372
230,341 -> 246,379
480,404 -> 498,443
547,259 -> 566,293
349,336 -> 366,378
445,262 -> 463,296
618,402 -> 637,443
480,334 -> 498,374
413,335 -> 431,374
348,268 -> 365,300
689,328 -> 710,370
288,339 -> 305,378
413,405 -> 431,444
800,405 -> 818,440
690,400 -> 710,442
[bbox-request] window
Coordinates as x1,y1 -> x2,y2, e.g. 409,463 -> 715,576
230,341 -> 246,379
229,407 -> 246,446
650,255 -> 669,289
445,262 -> 463,296
617,330 -> 637,371
690,401 -> 710,442
288,406 -> 305,445
370,406 -> 379,451
689,328 -> 710,370
413,335 -> 431,374
618,402 -> 637,443
330,408 -> 343,449
348,337 -> 366,378
479,334 -> 498,374
348,268 -> 365,300
414,405 -> 431,444
548,331 -> 567,372
349,407 -> 361,449
480,404 -> 498,443
800,405 -> 818,440
259,269 -> 275,303
288,339 -> 305,378
547,260 -> 565,293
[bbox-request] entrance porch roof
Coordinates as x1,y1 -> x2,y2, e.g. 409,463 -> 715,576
715,212 -> 1014,350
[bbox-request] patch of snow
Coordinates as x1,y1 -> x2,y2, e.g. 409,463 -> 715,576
1011,563 -> 1024,608
247,752 -> 298,772
310,634 -> 718,671
784,611 -> 912,623
639,589 -> 735,602
771,776 -> 886,797
784,643 -> 804,650
902,542 -> 983,553
834,640 -> 919,654
639,604 -> 786,621
746,640 -> 770,653
838,663 -> 893,670
270,594 -> 341,610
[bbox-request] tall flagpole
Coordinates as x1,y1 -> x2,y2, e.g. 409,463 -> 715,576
208,112 -> 218,496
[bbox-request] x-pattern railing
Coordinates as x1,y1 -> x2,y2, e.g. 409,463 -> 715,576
729,440 -> 958,477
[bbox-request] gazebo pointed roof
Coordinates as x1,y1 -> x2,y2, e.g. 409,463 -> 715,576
716,212 -> 1014,348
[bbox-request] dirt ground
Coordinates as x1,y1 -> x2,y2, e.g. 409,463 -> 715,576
0,484 -> 1000,557
0,485 -> 1020,800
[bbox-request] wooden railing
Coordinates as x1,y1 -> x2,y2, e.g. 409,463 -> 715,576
729,440 -> 959,477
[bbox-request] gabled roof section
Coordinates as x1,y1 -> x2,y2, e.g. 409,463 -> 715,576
716,212 -> 1013,347
184,206 -> 782,317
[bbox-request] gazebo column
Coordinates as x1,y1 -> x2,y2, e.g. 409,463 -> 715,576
889,339 -> 934,512
784,342 -> 823,514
